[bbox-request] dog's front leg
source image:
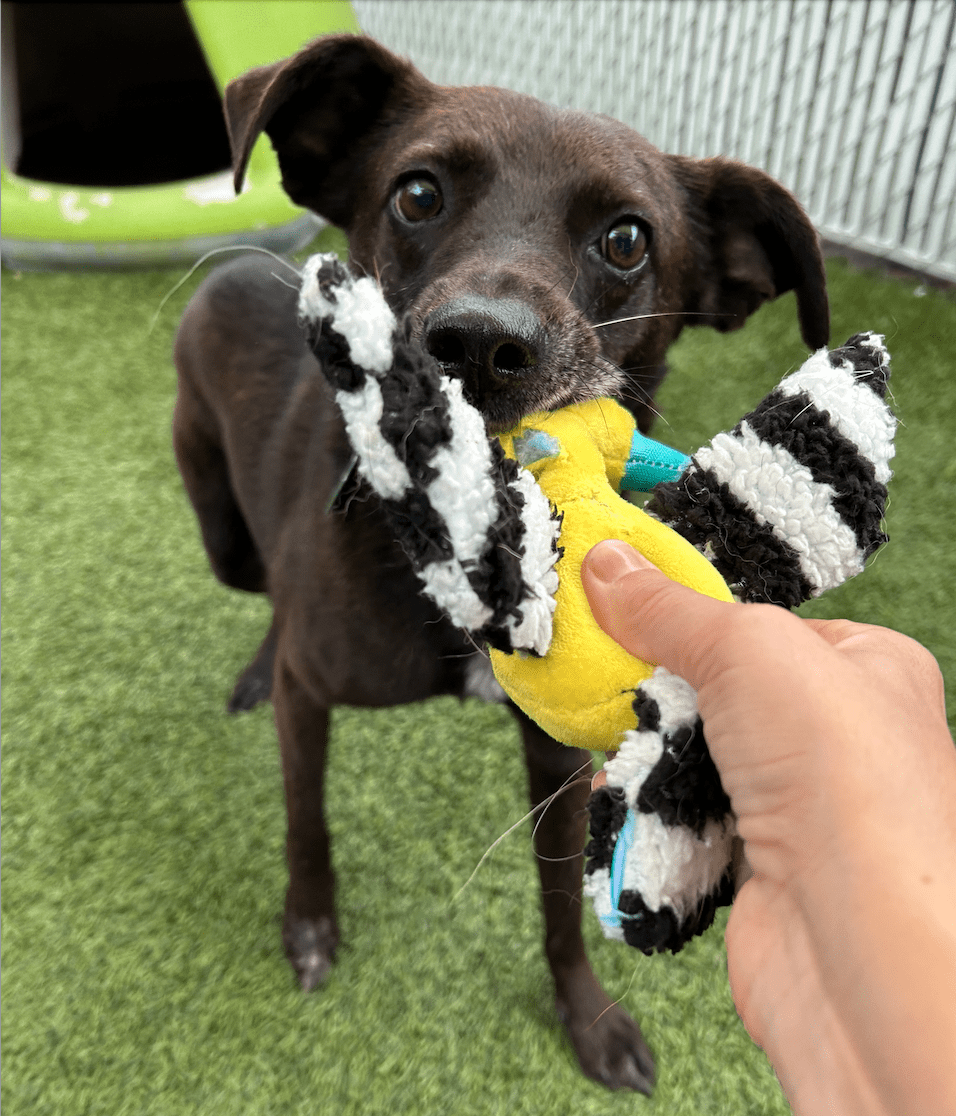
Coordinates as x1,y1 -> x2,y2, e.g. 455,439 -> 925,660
516,706 -> 656,1093
272,657 -> 339,991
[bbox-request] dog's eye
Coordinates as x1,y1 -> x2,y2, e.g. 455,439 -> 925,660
602,220 -> 648,270
394,177 -> 443,222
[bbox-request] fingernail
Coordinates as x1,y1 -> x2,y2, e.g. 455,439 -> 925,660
585,540 -> 655,584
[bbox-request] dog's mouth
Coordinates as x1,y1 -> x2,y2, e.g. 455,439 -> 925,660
478,395 -> 543,436
457,363 -> 624,437
438,364 -> 552,436
430,349 -> 540,434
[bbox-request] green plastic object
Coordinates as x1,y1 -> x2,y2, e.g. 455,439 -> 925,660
0,1 -> 359,270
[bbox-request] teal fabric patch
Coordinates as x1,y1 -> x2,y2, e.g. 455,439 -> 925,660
621,431 -> 690,492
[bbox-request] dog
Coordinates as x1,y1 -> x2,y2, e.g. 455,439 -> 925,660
173,33 -> 828,1093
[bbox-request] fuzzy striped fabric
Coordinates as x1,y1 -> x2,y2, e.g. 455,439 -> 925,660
298,253 -> 561,656
298,255 -> 896,955
585,332 -> 896,952
647,333 -> 895,608
583,667 -> 737,951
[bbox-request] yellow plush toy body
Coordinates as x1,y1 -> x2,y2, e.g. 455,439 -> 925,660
299,253 -> 896,954
491,400 -> 733,751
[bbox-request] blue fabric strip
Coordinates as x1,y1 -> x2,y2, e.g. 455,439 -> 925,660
599,807 -> 638,931
621,431 -> 691,492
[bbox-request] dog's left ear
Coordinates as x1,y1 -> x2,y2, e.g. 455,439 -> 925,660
670,156 -> 829,349
223,34 -> 433,228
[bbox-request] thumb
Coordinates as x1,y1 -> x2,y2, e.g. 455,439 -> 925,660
581,539 -> 737,691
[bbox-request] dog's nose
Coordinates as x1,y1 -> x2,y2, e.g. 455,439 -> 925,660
424,296 -> 543,398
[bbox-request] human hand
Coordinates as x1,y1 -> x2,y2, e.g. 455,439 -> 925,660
582,539 -> 956,1116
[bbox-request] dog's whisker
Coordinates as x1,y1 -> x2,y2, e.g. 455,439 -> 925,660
323,453 -> 359,513
620,393 -> 665,422
454,763 -> 593,901
541,258 -> 579,303
451,805 -> 545,902
593,311 -> 683,329
614,382 -> 669,427
461,629 -> 492,658
786,398 -> 817,424
584,959 -> 643,1032
270,270 -> 301,292
529,766 -> 593,845
618,360 -> 664,374
593,397 -> 616,438
149,244 -> 301,334
539,888 -> 584,905
564,239 -> 581,299
534,848 -> 589,864
593,310 -> 729,329
619,386 -> 662,412
615,371 -> 665,399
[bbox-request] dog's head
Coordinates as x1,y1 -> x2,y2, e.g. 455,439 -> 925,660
225,34 -> 828,432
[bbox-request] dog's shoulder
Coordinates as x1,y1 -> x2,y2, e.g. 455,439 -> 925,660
192,251 -> 301,323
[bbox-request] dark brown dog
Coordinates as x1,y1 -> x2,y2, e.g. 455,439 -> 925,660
173,34 -> 828,1093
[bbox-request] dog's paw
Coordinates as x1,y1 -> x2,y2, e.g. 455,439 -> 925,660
227,622 -> 277,713
226,667 -> 272,713
559,996 -> 656,1094
283,914 -> 339,991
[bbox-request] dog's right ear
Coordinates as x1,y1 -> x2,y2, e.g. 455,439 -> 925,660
224,34 -> 433,228
669,156 -> 830,350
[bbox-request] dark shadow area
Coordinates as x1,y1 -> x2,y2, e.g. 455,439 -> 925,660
4,0 -> 231,186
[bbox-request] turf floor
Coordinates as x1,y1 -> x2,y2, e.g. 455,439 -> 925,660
3,240 -> 954,1116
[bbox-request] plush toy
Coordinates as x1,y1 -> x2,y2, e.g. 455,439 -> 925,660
298,253 -> 896,953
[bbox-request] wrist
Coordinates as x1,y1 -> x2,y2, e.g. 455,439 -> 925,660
801,835 -> 956,1116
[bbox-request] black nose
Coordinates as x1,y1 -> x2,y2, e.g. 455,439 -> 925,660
424,296 -> 544,399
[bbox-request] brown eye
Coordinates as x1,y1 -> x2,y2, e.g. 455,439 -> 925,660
394,177 -> 443,222
602,219 -> 648,270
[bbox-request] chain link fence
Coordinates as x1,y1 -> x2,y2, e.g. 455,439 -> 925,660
353,0 -> 955,282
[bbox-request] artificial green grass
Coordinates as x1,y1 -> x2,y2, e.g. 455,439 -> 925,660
3,244 -> 954,1116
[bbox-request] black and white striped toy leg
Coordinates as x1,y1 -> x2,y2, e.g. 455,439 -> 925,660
296,253 -> 561,657
646,332 -> 896,609
585,334 -> 895,953
584,668 -> 735,953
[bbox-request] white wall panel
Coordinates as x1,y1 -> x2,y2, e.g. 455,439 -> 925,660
353,0 -> 955,280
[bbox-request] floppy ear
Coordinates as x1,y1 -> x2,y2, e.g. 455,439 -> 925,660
669,156 -> 829,349
223,34 -> 434,228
